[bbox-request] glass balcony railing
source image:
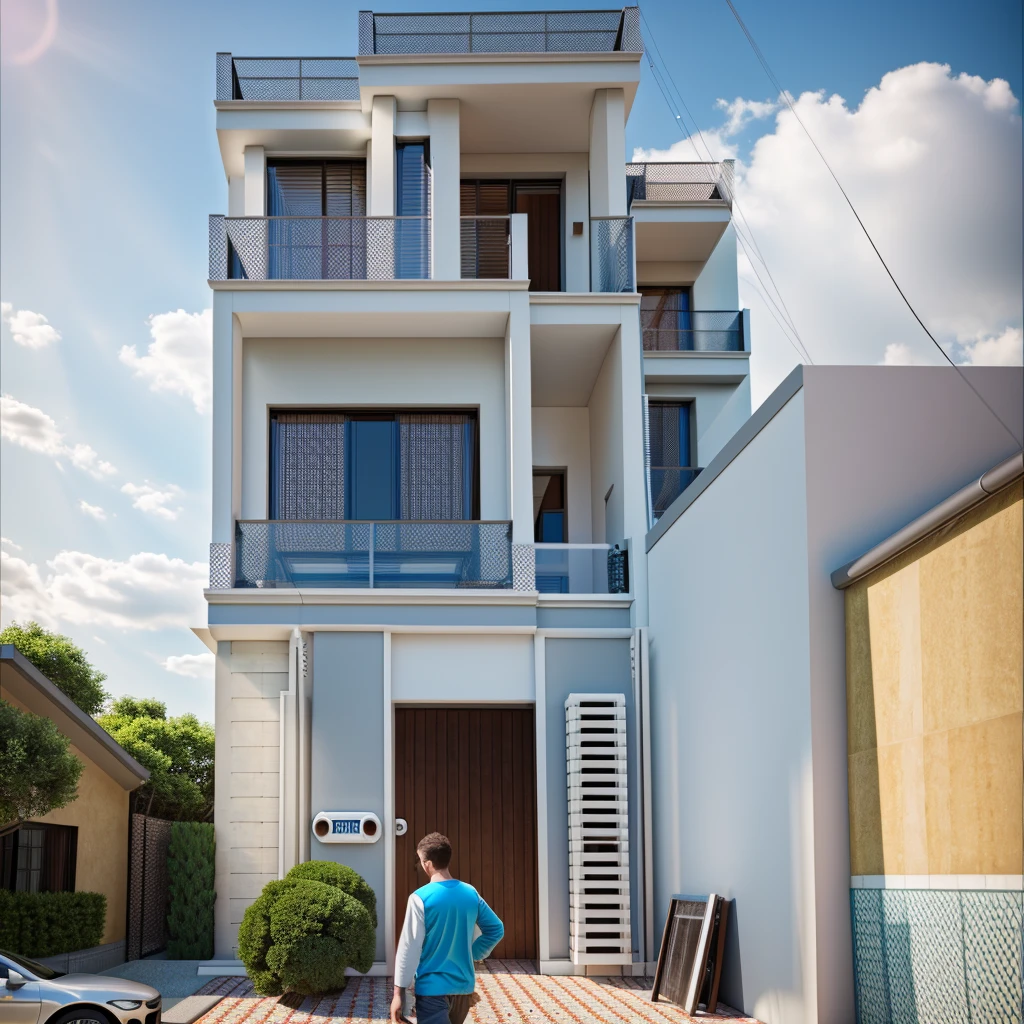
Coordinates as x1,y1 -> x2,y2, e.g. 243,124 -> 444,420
534,543 -> 628,594
650,467 -> 702,520
234,520 -> 512,589
209,216 -> 431,282
642,311 -> 744,352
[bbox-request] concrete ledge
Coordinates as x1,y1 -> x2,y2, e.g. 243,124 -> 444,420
36,940 -> 126,974
162,995 -> 224,1024
197,960 -> 247,976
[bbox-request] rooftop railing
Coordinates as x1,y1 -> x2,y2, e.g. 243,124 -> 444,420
216,54 -> 359,101
209,215 -> 431,281
358,8 -> 642,55
626,161 -> 734,208
234,520 -> 513,589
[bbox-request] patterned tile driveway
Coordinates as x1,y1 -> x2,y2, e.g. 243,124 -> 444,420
194,962 -> 761,1024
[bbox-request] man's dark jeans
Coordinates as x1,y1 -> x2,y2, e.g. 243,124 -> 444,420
414,993 -> 474,1024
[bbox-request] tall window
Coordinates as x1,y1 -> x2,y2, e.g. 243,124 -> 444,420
395,142 -> 431,279
533,470 -> 567,542
0,824 -> 77,893
648,401 -> 695,516
640,287 -> 692,351
270,411 -> 478,521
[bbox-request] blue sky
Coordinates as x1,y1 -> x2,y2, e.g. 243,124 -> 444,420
1,0 -> 1021,722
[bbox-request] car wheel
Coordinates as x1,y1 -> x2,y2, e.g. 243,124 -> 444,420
48,1007 -> 115,1024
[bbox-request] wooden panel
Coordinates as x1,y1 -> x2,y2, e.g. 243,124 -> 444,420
394,707 -> 538,959
515,191 -> 561,291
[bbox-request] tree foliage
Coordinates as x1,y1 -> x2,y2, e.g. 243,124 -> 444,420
97,697 -> 215,821
167,822 -> 216,959
0,699 -> 83,825
0,621 -> 109,715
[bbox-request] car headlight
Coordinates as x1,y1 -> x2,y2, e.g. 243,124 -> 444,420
108,1000 -> 144,1010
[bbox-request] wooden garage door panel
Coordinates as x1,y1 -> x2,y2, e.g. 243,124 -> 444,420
395,707 -> 538,960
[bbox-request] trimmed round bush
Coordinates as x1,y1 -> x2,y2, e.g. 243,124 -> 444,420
238,861 -> 376,996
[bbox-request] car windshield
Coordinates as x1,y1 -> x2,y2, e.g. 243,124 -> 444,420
1,949 -> 64,980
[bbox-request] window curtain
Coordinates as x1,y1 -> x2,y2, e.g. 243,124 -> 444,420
270,413 -> 346,519
41,825 -> 76,892
399,413 -> 473,520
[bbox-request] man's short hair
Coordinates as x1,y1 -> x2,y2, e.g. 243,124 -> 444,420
416,832 -> 452,869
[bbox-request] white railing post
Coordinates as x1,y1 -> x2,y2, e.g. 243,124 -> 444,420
509,213 -> 529,281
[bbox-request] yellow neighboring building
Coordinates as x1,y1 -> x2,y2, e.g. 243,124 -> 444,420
833,452 -> 1023,1024
0,645 -> 149,965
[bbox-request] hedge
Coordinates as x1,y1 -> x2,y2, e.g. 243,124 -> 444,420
238,861 -> 376,996
166,821 -> 216,959
0,890 -> 106,957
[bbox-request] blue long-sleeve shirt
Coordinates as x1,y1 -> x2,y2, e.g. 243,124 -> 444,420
394,879 -> 504,995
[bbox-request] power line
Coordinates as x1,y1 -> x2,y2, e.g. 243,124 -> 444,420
638,12 -> 813,364
723,0 -> 1023,447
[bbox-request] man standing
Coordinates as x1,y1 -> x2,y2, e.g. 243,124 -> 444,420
391,832 -> 504,1024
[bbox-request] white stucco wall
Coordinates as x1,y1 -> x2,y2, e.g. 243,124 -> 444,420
692,223 -> 740,311
214,640 -> 289,958
241,336 -> 508,520
531,407 -> 593,543
647,389 -> 816,1024
588,333 -> 624,545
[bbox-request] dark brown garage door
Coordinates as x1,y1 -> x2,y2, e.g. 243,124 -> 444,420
394,707 -> 538,960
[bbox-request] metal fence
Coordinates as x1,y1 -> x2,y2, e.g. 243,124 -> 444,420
591,216 -> 635,292
359,8 -> 642,55
461,217 -> 510,278
642,310 -> 744,352
216,54 -> 358,101
209,216 -> 431,281
126,814 -> 172,961
650,467 -> 702,519
234,520 -> 514,589
626,161 -> 734,208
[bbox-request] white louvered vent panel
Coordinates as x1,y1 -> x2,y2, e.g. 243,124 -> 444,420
566,693 -> 632,965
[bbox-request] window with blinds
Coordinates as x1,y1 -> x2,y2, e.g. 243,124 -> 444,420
396,142 -> 431,279
270,410 -> 478,521
266,161 -> 367,217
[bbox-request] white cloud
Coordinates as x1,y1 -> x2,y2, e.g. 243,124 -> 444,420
1,547 -> 207,631
119,308 -> 212,414
79,500 -> 107,520
121,481 -> 184,521
957,326 -> 1023,366
636,64 -> 1022,404
1,301 -> 61,348
1,394 -> 117,478
715,96 -> 778,136
1,537 -> 23,551
163,652 -> 215,679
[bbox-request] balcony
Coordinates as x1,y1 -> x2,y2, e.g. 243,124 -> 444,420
216,54 -> 359,101
642,310 -> 745,352
357,8 -> 642,56
626,162 -> 734,208
534,543 -> 628,594
649,467 -> 702,521
234,520 -> 513,589
209,216 -> 431,281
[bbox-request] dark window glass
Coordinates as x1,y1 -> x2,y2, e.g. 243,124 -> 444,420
0,824 -> 77,893
395,143 -> 430,278
649,402 -> 697,516
349,419 -> 398,520
640,288 -> 692,350
534,471 -> 567,542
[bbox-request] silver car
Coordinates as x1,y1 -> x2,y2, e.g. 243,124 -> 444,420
0,951 -> 160,1024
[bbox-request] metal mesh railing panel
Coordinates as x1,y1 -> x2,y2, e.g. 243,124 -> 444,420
365,10 -> 634,54
226,56 -> 358,101
213,217 -> 429,281
209,542 -> 232,589
626,161 -> 734,208
590,217 -> 634,293
851,887 -> 1023,1024
461,218 -> 510,279
650,467 -> 702,518
127,814 -> 172,961
235,520 -> 512,589
642,310 -> 743,352
512,543 -> 536,592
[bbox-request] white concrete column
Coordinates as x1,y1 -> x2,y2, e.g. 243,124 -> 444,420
243,146 -> 265,215
506,292 -> 534,542
427,98 -> 461,279
589,89 -> 626,218
618,306 -> 649,625
211,298 -> 240,544
370,96 -> 396,216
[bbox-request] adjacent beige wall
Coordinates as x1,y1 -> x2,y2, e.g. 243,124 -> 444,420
213,640 -> 290,958
846,480 -> 1024,876
2,693 -> 130,945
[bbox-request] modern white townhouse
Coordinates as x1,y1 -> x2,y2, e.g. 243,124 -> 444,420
198,10 -> 1024,1024
201,3 -> 750,984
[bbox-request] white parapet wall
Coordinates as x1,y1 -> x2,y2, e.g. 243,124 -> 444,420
214,640 -> 290,958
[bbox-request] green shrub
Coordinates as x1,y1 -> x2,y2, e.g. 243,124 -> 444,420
237,861 -> 376,996
0,890 -> 105,957
166,821 -> 215,959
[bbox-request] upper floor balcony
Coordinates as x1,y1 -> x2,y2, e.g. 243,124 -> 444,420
627,161 -> 733,208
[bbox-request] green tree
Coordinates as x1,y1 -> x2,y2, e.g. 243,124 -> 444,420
0,699 -> 83,825
97,697 -> 215,821
0,622 -> 108,715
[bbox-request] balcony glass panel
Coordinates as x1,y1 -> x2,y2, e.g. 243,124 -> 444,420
534,543 -> 615,594
235,520 -> 513,589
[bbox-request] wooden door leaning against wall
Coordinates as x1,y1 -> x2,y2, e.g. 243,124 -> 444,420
394,707 -> 538,961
